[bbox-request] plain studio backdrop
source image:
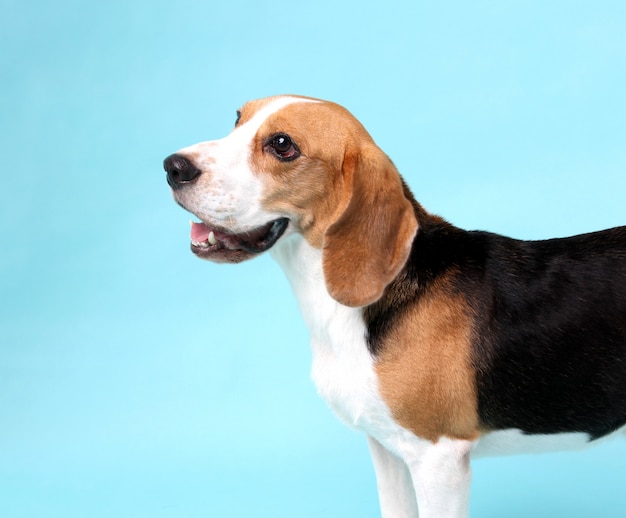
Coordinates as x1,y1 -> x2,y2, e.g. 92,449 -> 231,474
1,1 -> 625,516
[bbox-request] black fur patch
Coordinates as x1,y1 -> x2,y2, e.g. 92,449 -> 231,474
365,203 -> 626,440
470,228 -> 626,439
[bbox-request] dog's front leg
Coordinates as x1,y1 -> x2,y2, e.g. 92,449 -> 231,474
368,436 -> 420,518
407,437 -> 473,518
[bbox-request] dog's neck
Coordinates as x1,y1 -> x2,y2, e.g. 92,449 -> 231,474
270,233 -> 363,346
269,198 -> 456,341
271,232 -> 380,429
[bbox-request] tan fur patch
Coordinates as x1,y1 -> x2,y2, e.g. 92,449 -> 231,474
251,98 -> 375,247
375,279 -> 480,442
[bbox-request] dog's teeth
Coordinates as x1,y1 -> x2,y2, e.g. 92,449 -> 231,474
208,231 -> 217,245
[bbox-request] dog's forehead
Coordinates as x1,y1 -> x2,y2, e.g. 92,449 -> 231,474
236,95 -> 320,129
234,95 -> 374,151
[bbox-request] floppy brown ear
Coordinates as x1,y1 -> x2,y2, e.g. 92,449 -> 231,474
322,145 -> 418,307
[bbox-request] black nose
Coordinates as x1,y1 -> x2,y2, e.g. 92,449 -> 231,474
164,153 -> 202,189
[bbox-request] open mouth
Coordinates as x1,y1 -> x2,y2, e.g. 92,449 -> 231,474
189,218 -> 289,262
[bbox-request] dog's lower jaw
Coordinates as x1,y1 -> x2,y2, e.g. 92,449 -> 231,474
189,217 -> 289,263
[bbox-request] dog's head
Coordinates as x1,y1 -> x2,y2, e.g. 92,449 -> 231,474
164,95 -> 417,306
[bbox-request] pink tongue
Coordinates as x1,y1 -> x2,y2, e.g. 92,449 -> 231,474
190,221 -> 212,242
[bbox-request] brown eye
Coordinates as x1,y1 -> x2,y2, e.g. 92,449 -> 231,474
267,134 -> 300,161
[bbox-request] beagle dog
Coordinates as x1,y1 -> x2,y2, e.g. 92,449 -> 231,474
164,95 -> 626,518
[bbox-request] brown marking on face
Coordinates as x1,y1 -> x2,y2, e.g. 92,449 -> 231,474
374,276 -> 480,442
250,99 -> 368,245
249,97 -> 417,306
243,98 -> 373,235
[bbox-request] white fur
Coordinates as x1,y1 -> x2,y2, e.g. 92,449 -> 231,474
367,436 -> 419,517
474,425 -> 626,458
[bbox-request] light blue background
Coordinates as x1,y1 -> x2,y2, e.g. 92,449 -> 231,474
1,1 -> 625,516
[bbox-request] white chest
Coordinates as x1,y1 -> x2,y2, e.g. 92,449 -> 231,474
271,235 -> 392,432
308,309 -> 378,429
